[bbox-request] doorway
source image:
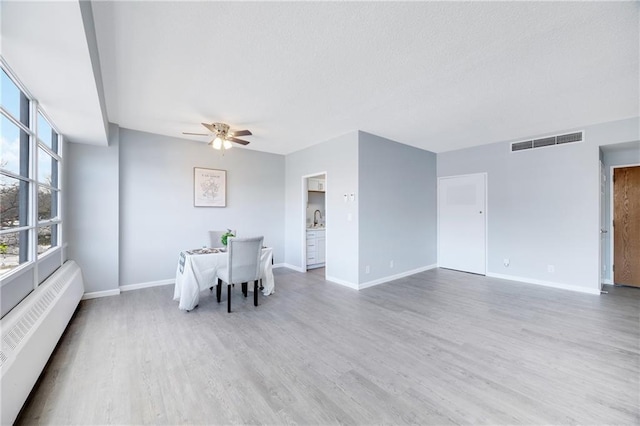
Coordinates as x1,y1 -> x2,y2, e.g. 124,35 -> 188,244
438,173 -> 487,275
612,165 -> 640,287
302,173 -> 327,276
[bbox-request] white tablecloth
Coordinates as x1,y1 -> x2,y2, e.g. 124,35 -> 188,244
173,248 -> 274,311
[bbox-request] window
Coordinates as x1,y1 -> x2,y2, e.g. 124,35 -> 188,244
1,63 -> 64,317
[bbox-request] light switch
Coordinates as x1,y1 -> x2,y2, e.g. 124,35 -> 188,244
349,193 -> 355,202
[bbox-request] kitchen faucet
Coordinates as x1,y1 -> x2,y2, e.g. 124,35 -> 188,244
313,210 -> 322,226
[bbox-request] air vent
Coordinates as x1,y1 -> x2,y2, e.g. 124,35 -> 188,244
512,141 -> 533,151
533,137 -> 555,148
556,132 -> 582,144
511,131 -> 583,152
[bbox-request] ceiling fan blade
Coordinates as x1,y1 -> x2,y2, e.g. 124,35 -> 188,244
228,137 -> 250,145
182,132 -> 209,136
231,129 -> 252,137
201,122 -> 216,133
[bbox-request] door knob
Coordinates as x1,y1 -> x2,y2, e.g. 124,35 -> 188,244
600,229 -> 608,234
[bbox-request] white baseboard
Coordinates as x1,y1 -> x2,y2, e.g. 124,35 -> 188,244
325,275 -> 359,290
486,272 -> 601,295
602,278 -> 613,285
359,264 -> 438,290
281,263 -> 305,273
272,263 -> 288,269
82,288 -> 120,300
120,279 -> 174,292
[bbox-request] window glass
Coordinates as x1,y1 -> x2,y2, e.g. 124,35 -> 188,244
1,115 -> 28,176
0,174 -> 28,230
1,70 -> 21,121
0,231 -> 27,274
38,147 -> 55,184
37,226 -> 52,254
37,112 -> 53,149
38,185 -> 59,221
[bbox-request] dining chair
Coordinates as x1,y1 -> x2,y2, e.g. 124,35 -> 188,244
215,236 -> 264,313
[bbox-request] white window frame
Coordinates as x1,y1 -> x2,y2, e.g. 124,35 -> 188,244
0,59 -> 65,303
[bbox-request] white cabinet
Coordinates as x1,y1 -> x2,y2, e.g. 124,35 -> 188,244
306,229 -> 326,269
308,178 -> 325,192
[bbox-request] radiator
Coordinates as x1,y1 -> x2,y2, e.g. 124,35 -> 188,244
0,260 -> 84,425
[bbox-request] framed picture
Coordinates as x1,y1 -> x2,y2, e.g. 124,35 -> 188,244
194,168 -> 226,207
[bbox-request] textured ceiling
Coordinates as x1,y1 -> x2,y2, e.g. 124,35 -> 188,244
92,1 -> 639,155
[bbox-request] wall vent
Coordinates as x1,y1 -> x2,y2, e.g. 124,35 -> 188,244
511,131 -> 583,152
512,140 -> 533,151
1,261 -> 84,425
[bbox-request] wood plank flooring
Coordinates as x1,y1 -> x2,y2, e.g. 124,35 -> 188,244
17,268 -> 640,425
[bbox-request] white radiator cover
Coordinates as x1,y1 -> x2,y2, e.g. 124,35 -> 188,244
0,260 -> 84,425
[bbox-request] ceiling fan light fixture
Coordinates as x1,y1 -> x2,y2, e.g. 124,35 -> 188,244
212,137 -> 223,150
223,139 -> 233,150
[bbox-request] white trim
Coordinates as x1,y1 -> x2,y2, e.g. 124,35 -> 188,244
272,263 -> 287,269
359,264 -> 438,290
281,263 -> 305,273
325,275 -> 358,290
602,279 -> 613,285
609,162 -> 640,286
120,279 -> 173,292
487,272 -> 601,295
82,288 -> 120,300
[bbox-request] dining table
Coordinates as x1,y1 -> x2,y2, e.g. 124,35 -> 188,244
173,247 -> 275,311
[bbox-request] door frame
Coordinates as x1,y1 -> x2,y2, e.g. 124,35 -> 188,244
609,163 -> 640,285
301,171 -> 327,273
599,160 -> 605,290
437,172 -> 488,275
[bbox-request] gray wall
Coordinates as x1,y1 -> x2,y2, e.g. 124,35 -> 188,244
358,131 -> 437,284
285,132 -> 359,285
602,142 -> 640,283
118,128 -> 285,286
437,117 -> 639,293
66,124 -> 120,293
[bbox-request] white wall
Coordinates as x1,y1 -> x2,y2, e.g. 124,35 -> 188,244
66,124 -> 119,293
358,131 -> 437,284
285,132 -> 359,286
437,117 -> 639,294
118,128 -> 285,287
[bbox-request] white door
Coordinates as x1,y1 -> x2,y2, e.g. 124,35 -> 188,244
438,173 -> 486,275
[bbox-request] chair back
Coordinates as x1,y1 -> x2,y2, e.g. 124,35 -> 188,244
227,236 -> 263,284
209,229 -> 236,248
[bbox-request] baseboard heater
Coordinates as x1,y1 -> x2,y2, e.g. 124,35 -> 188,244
1,260 -> 84,425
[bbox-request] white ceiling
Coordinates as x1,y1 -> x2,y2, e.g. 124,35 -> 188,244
5,2 -> 638,155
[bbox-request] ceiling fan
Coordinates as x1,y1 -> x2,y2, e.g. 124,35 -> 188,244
183,122 -> 252,151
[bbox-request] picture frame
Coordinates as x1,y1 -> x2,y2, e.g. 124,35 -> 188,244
194,167 -> 226,207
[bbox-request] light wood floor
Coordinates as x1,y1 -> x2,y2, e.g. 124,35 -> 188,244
17,268 -> 640,425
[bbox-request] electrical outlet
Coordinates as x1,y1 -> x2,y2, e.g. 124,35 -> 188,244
365,265 -> 370,274
503,258 -> 510,267
390,260 -> 394,268
547,265 -> 555,273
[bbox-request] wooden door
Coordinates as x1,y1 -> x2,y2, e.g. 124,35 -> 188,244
613,166 -> 640,287
438,173 -> 486,275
